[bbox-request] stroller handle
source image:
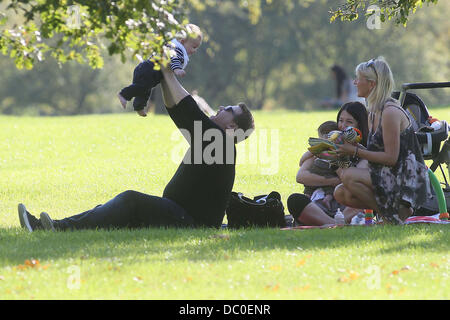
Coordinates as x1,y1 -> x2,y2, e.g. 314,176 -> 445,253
402,82 -> 450,90
399,81 -> 450,106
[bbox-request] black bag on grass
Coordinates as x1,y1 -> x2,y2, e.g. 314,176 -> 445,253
226,191 -> 286,228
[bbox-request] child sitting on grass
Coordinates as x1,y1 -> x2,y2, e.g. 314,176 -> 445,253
300,120 -> 341,213
118,24 -> 203,116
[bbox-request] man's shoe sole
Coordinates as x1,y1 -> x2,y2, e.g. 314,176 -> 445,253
40,212 -> 55,231
18,203 -> 33,232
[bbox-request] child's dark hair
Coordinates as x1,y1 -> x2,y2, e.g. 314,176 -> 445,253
318,121 -> 338,136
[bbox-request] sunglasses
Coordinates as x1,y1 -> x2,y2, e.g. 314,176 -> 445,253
366,59 -> 378,80
224,106 -> 236,116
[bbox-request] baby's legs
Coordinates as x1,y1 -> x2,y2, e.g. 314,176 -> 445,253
133,88 -> 152,112
119,61 -> 163,110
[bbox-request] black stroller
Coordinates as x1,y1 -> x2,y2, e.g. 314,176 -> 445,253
392,81 -> 450,216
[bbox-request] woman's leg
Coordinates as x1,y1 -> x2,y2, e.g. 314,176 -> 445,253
342,207 -> 360,224
287,193 -> 335,226
54,190 -> 193,231
334,184 -> 368,209
335,168 -> 379,211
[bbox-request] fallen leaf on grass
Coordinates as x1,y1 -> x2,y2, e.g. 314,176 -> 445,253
296,259 -> 306,267
15,259 -> 49,271
24,259 -> 40,268
108,266 -> 121,272
270,265 -> 282,271
338,270 -> 360,283
349,271 -> 360,280
386,283 -> 393,293
392,266 -> 411,276
294,284 -> 311,292
430,263 -> 439,268
295,255 -> 312,267
264,283 -> 280,292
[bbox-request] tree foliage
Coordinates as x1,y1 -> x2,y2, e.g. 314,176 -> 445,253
0,0 -> 448,115
0,0 -> 442,70
185,0 -> 449,110
0,0 -> 276,70
0,0 -> 188,69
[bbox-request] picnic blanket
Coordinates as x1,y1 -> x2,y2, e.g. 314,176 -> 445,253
280,214 -> 449,230
221,214 -> 449,230
404,214 -> 450,225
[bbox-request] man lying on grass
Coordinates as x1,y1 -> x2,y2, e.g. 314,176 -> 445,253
18,65 -> 255,232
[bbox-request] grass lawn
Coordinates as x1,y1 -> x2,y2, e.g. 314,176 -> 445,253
0,107 -> 449,300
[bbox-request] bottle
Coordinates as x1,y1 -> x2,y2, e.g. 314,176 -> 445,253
334,208 -> 345,226
428,116 -> 442,130
364,209 -> 374,225
431,121 -> 442,131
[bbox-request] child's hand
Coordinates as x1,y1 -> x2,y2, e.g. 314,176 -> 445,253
173,69 -> 186,78
323,194 -> 333,209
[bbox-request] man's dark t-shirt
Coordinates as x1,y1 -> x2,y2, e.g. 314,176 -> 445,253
163,95 -> 236,227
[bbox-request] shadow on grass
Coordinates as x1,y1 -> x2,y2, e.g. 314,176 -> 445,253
0,224 -> 448,267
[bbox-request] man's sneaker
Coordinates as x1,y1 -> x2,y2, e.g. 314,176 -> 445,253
18,203 -> 42,232
40,212 -> 56,231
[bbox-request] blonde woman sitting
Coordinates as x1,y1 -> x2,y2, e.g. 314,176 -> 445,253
334,57 -> 431,224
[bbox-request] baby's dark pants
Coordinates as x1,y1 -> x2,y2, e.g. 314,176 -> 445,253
119,60 -> 163,111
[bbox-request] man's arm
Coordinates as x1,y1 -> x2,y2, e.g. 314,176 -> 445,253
160,76 -> 176,108
160,66 -> 190,108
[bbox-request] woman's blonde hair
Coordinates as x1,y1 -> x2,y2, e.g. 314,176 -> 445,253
355,56 -> 395,113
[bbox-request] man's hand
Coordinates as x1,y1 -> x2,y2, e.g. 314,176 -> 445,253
173,69 -> 186,78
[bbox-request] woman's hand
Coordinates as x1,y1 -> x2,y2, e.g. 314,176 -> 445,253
335,142 -> 356,157
335,167 -> 345,179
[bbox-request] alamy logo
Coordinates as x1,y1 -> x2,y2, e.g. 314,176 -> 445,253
67,265 -> 81,290
170,121 -> 279,175
366,5 -> 381,30
67,5 -> 81,29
